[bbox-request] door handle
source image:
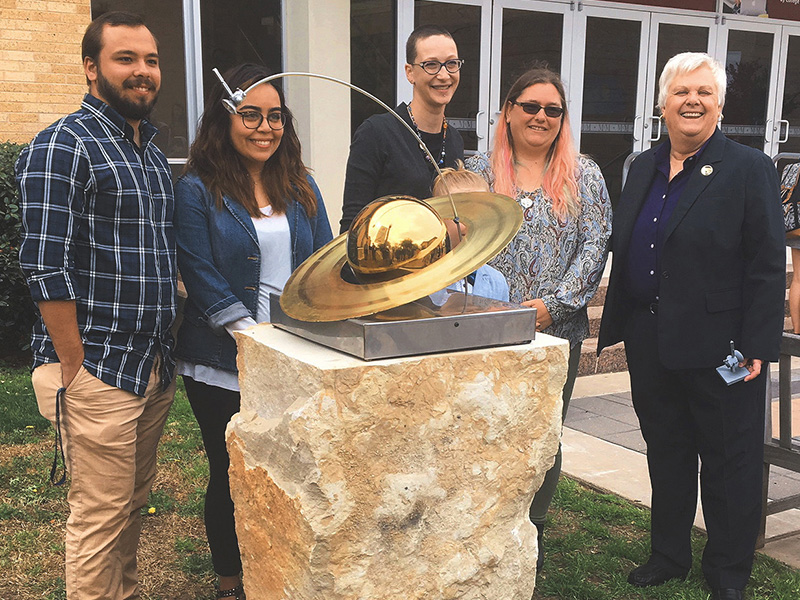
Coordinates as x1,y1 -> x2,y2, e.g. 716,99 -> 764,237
779,119 -> 790,144
476,110 -> 485,140
765,118 -> 773,143
632,115 -> 642,142
650,115 -> 662,143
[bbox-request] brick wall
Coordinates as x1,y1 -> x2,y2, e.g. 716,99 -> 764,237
0,0 -> 91,143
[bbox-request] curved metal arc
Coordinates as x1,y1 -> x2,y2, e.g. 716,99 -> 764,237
212,69 -> 459,222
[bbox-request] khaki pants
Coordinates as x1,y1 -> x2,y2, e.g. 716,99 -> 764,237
32,361 -> 175,600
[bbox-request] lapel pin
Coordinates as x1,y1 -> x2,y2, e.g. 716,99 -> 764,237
701,165 -> 713,176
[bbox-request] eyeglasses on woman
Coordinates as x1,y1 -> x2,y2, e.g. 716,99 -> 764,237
412,59 -> 465,75
237,110 -> 287,130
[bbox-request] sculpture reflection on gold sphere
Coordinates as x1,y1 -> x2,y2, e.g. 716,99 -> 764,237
346,196 -> 448,282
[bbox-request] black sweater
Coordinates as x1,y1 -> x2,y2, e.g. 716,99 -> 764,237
339,102 -> 465,233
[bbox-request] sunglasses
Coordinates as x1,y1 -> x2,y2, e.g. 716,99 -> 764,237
510,101 -> 564,118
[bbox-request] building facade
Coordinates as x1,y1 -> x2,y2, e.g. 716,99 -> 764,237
1,0 -> 90,143
4,0 -> 800,224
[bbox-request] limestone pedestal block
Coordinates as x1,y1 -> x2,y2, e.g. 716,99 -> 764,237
228,325 -> 568,600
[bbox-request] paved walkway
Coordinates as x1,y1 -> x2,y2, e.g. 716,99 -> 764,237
562,369 -> 800,570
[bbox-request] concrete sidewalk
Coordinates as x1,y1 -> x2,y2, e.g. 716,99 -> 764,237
562,369 -> 800,570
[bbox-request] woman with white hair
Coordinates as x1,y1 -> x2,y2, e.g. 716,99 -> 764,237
598,52 -> 785,600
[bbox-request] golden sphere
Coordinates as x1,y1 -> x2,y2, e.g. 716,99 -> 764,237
346,196 -> 448,279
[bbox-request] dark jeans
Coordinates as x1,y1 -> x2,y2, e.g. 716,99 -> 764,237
183,375 -> 243,577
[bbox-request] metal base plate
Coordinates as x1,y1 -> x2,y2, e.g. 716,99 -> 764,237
270,291 -> 536,361
716,364 -> 748,386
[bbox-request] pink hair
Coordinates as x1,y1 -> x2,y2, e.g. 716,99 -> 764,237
491,67 -> 580,217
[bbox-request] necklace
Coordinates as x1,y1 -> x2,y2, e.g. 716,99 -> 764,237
406,104 -> 447,167
519,195 -> 534,209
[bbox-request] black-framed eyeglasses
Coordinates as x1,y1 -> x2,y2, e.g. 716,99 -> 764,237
412,59 -> 465,75
510,101 -> 564,118
237,110 -> 287,130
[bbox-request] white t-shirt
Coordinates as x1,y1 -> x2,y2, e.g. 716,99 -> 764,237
252,205 -> 292,323
178,205 -> 292,392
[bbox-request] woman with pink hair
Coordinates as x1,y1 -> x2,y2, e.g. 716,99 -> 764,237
466,65 -> 611,570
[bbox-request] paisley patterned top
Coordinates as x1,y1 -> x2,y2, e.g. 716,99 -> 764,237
780,161 -> 800,236
465,153 -> 612,346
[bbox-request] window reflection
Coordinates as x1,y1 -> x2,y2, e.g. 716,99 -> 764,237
500,10 -> 563,104
723,30 -> 772,149
200,0 -> 282,101
91,1 -> 188,159
351,0 -> 396,136
780,36 -> 800,154
580,17 -> 641,203
653,24 -> 708,115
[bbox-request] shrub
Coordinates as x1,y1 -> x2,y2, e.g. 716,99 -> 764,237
0,141 -> 35,356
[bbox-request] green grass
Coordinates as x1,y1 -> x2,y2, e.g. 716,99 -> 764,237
0,361 -> 214,599
536,477 -> 800,599
0,363 -> 50,443
2,360 -> 799,599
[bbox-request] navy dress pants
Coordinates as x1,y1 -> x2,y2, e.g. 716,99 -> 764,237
623,306 -> 765,590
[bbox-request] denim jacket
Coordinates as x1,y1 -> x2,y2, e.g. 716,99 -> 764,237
174,172 -> 333,371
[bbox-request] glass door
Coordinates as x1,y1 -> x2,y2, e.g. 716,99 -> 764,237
641,13 -> 716,150
93,0 -> 191,175
770,25 -> 800,158
713,18 -> 780,152
570,6 -> 649,201
487,0 -> 573,152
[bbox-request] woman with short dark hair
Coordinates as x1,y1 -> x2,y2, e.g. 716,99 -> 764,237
340,25 -> 465,233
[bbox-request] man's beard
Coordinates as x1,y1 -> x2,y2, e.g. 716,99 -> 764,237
96,66 -> 159,121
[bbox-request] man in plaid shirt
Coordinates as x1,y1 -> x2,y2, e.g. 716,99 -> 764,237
16,12 -> 176,599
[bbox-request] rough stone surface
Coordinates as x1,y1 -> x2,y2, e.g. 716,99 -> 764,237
228,326 -> 568,600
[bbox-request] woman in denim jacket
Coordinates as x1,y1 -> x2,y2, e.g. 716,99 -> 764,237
174,64 -> 332,599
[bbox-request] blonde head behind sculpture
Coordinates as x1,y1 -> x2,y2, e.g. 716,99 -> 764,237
432,163 -> 490,196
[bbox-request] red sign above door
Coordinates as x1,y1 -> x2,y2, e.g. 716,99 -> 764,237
770,0 -> 800,22
610,0 -> 716,10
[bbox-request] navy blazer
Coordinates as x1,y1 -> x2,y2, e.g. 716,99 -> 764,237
598,129 -> 785,368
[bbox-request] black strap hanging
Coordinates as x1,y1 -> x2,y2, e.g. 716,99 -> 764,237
49,387 -> 67,486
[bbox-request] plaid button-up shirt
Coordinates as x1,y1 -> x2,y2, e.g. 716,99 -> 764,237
17,94 -> 177,396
